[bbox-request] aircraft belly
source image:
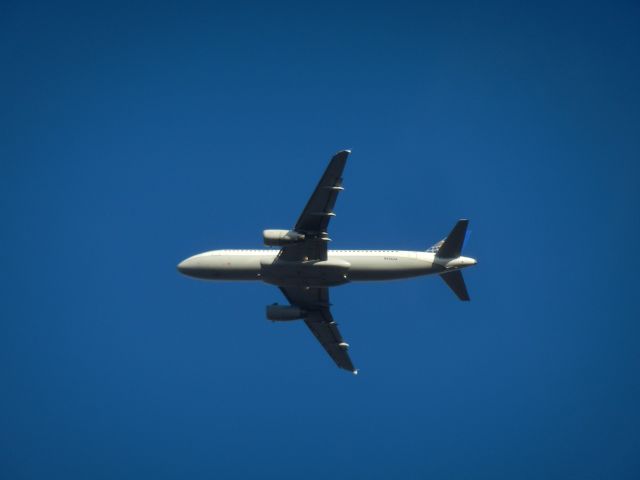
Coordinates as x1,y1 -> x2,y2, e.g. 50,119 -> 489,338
260,258 -> 350,287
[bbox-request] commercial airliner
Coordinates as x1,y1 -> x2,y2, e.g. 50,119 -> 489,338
178,150 -> 477,373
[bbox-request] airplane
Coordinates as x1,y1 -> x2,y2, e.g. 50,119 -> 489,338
177,150 -> 477,374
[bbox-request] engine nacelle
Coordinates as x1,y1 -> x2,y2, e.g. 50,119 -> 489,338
263,229 -> 305,247
266,304 -> 307,321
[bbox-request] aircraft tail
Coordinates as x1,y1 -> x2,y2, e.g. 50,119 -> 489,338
440,270 -> 470,301
427,219 -> 473,301
435,219 -> 468,258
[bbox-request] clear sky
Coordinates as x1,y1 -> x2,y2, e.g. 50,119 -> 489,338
2,1 -> 639,478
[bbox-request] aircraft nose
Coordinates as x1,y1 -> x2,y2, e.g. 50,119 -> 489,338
177,257 -> 196,275
177,259 -> 187,274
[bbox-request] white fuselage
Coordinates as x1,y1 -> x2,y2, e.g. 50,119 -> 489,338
177,249 -> 476,287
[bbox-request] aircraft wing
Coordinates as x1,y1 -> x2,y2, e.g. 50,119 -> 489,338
278,150 -> 349,262
279,286 -> 357,373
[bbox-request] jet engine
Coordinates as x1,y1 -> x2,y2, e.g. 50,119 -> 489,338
266,304 -> 307,321
263,229 -> 305,246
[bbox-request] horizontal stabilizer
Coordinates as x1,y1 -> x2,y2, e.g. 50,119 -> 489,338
440,271 -> 470,301
437,219 -> 469,258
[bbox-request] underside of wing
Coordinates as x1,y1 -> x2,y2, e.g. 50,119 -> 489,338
305,311 -> 355,372
278,150 -> 349,262
279,286 -> 357,373
294,150 -> 349,235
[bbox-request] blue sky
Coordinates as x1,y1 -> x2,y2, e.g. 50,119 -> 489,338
2,1 -> 639,478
